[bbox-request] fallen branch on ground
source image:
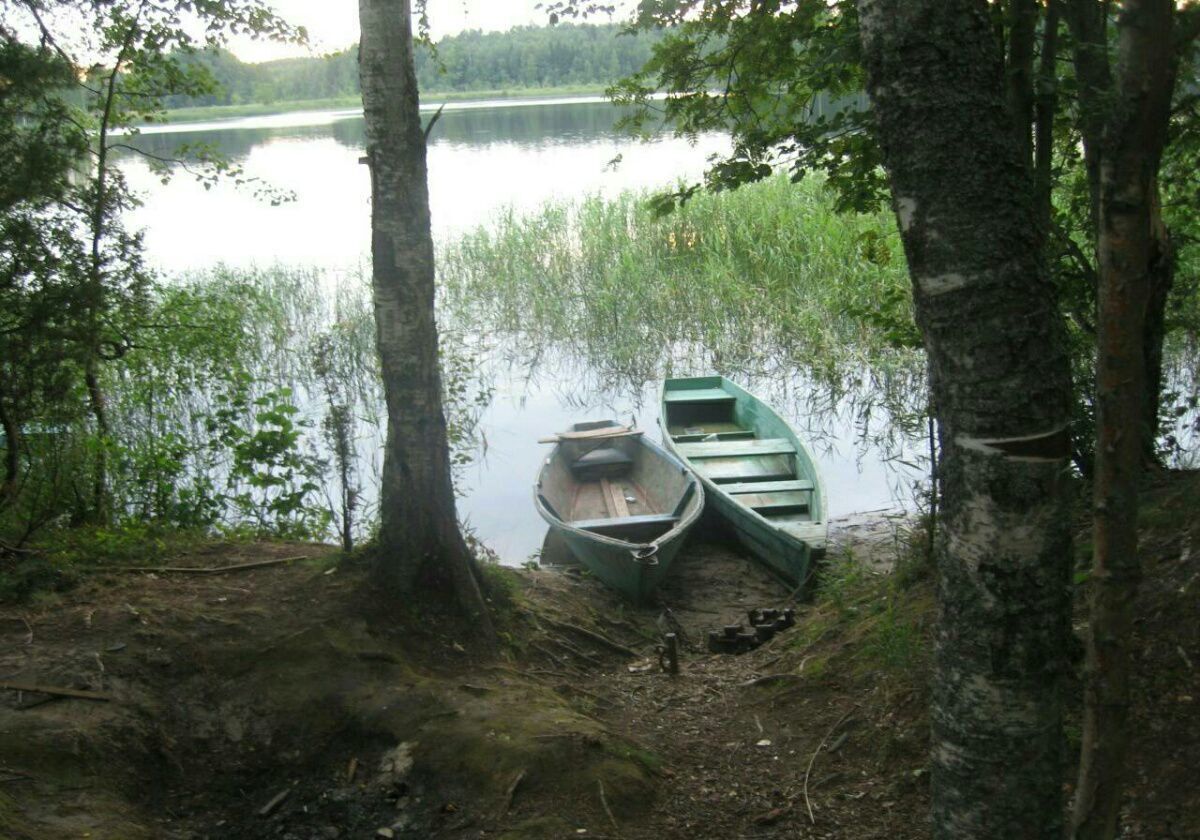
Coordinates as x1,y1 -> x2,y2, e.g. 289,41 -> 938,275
104,556 -> 309,575
802,708 -> 857,824
541,616 -> 640,658
598,780 -> 619,830
0,681 -> 113,702
257,786 -> 292,817
499,768 -> 525,818
740,673 -> 804,688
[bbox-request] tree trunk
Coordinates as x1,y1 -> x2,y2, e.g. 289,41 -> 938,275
85,357 -> 110,522
357,0 -> 496,648
0,396 -> 19,510
1141,186 -> 1173,467
1033,0 -> 1061,236
858,1 -> 1074,836
1005,0 -> 1038,164
1069,3 -> 1175,837
1064,0 -> 1111,242
1065,0 -> 1179,474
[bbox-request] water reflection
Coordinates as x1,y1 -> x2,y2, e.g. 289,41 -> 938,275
455,340 -> 927,562
117,100 -> 725,274
125,100 -> 645,162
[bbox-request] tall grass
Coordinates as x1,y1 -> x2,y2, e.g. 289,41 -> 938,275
440,174 -> 930,459
443,175 -> 914,368
2,265 -> 492,554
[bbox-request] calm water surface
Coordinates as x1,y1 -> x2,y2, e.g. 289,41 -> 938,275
119,97 -> 920,561
121,97 -> 729,274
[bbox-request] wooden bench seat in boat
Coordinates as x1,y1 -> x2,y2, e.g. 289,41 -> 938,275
721,479 -> 814,495
570,513 -> 681,533
675,438 -> 797,459
696,454 -> 795,484
736,490 -> 811,515
667,421 -> 757,443
662,388 -> 738,404
570,446 -> 634,479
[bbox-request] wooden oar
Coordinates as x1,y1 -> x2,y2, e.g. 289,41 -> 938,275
537,426 -> 643,444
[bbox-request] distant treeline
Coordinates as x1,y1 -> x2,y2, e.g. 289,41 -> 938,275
162,23 -> 666,108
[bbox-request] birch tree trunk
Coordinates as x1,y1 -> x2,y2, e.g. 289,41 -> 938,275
858,1 -> 1074,835
357,0 -> 496,646
1065,1 -> 1184,471
1065,2 -> 1176,836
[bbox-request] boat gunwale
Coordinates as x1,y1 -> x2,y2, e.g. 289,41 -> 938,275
532,432 -> 705,553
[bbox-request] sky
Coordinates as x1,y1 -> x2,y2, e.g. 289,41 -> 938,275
233,0 -> 628,62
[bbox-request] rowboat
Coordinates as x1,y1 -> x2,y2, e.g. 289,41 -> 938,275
534,420 -> 704,604
659,376 -> 827,588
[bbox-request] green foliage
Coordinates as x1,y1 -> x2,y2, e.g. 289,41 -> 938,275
0,0 -> 303,528
207,383 -> 329,539
155,23 -> 666,112
444,174 -> 912,360
809,535 -> 932,680
892,519 -> 935,590
559,0 -> 1200,473
0,522 -> 211,603
2,263 -> 493,557
605,0 -> 882,213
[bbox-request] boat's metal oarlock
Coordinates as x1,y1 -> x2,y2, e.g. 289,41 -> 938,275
632,545 -> 659,566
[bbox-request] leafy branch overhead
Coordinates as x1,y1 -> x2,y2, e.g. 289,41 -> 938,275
545,1 -> 884,213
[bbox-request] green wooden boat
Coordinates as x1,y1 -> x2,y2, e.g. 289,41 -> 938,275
659,376 -> 827,588
534,420 -> 704,604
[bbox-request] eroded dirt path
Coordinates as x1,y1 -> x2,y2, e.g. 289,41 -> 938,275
518,512 -> 932,839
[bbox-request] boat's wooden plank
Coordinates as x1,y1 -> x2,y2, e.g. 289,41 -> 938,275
670,429 -> 757,443
667,421 -> 749,437
670,482 -> 698,518
676,438 -> 796,458
663,388 -> 736,404
696,454 -> 794,483
723,479 -> 814,495
780,521 -> 829,548
570,481 -> 611,521
672,420 -> 753,446
570,513 -> 680,531
601,478 -> 630,518
736,490 -> 811,515
538,427 -> 643,444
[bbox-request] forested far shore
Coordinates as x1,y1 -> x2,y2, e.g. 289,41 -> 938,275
159,23 -> 666,113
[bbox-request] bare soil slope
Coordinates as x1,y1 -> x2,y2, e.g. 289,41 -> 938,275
1,471 -> 1195,839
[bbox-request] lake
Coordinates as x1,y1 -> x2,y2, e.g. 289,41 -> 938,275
121,96 -> 730,274
118,96 -> 922,562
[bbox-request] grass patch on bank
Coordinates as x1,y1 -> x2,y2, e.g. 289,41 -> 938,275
770,522 -> 936,696
0,524 -> 219,603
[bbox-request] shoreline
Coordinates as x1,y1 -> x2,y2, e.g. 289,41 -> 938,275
153,84 -> 611,125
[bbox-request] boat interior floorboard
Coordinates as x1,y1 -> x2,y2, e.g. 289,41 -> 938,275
700,454 -> 795,484
668,421 -> 756,444
569,477 -> 653,523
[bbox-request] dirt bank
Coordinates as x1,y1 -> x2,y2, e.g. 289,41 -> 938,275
1,472 -> 1195,839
